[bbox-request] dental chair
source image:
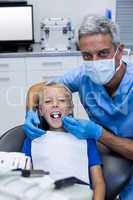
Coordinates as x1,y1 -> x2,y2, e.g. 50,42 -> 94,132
0,125 -> 25,152
0,124 -> 132,200
97,143 -> 132,200
0,82 -> 132,200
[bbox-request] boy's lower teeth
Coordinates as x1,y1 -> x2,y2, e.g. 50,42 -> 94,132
53,115 -> 59,119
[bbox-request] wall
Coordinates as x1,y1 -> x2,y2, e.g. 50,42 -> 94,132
116,0 -> 133,49
27,0 -> 116,42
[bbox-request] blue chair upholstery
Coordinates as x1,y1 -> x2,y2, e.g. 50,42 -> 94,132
0,125 -> 25,152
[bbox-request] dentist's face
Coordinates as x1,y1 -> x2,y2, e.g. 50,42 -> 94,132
39,86 -> 73,131
79,33 -> 123,67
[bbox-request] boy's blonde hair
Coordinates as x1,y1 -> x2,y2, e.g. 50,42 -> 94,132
39,82 -> 73,106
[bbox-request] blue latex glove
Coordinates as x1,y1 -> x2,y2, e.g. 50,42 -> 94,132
23,111 -> 45,140
62,116 -> 102,140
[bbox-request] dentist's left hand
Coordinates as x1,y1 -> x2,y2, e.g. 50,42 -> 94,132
62,116 -> 102,140
23,111 -> 45,140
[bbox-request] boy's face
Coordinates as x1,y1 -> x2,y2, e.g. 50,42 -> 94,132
39,86 -> 73,131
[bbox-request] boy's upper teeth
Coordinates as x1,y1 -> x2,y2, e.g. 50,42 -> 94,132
50,111 -> 62,119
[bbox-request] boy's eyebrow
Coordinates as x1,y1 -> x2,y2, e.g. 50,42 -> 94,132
44,96 -> 70,100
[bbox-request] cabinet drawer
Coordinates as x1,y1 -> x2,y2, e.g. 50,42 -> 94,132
0,72 -> 26,86
0,58 -> 25,71
27,70 -> 63,87
0,87 -> 26,135
26,57 -> 77,71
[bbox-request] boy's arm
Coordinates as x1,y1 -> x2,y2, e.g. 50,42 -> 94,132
21,138 -> 33,169
87,139 -> 105,200
22,138 -> 32,157
90,165 -> 105,200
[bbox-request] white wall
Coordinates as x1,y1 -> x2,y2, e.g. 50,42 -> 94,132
28,0 -> 116,42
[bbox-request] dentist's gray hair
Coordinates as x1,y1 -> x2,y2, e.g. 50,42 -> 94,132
78,15 -> 120,46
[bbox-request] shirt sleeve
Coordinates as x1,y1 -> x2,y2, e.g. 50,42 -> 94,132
21,138 -> 32,157
87,139 -> 102,167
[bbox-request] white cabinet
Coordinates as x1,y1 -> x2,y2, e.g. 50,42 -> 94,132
0,58 -> 26,135
26,56 -> 77,86
75,56 -> 88,118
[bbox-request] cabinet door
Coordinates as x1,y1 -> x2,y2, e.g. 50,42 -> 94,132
26,56 -> 77,71
0,58 -> 25,72
76,56 -> 88,119
26,56 -> 77,86
0,58 -> 26,135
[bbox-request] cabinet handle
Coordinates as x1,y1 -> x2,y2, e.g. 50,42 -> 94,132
41,76 -> 56,81
0,77 -> 10,82
41,61 -> 63,67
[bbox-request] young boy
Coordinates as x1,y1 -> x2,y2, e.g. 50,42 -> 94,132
22,83 -> 105,200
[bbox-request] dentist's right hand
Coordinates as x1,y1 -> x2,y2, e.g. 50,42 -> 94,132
23,111 -> 45,140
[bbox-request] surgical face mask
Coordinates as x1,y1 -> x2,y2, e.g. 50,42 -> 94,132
84,48 -> 121,85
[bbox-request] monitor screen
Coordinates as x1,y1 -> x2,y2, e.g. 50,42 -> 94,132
0,5 -> 34,43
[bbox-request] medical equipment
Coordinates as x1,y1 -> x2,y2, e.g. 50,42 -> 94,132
40,17 -> 75,51
0,4 -> 34,52
21,169 -> 50,177
0,171 -> 92,200
54,176 -> 89,189
0,152 -> 31,171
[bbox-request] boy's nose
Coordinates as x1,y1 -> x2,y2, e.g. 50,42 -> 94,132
52,99 -> 58,107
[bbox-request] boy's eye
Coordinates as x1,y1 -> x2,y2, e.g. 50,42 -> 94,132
44,99 -> 52,104
58,98 -> 66,102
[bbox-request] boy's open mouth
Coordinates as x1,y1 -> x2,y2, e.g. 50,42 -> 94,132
50,111 -> 62,119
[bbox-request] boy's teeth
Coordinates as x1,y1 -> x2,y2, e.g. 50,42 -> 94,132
50,111 -> 62,119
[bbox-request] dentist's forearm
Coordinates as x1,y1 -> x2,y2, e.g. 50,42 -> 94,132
26,82 -> 45,111
99,129 -> 133,160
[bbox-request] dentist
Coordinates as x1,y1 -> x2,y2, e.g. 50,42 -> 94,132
24,15 -> 133,199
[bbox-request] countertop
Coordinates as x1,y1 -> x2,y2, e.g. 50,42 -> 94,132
0,43 -> 81,58
0,43 -> 132,59
0,51 -> 81,58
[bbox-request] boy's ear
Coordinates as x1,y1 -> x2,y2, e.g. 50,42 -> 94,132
38,105 -> 43,117
71,102 -> 74,110
69,102 -> 74,115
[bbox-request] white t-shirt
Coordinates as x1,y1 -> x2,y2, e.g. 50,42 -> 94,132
32,131 -> 89,183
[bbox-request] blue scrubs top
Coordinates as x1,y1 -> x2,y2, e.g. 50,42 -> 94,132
55,60 -> 133,138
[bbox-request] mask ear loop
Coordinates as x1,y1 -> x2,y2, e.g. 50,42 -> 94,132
113,44 -> 121,58
113,45 -> 122,72
116,59 -> 122,72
